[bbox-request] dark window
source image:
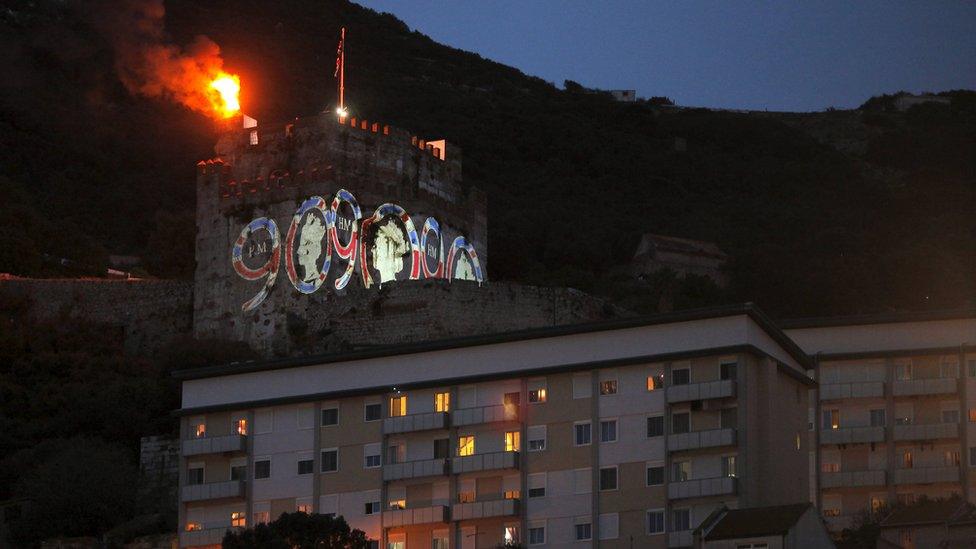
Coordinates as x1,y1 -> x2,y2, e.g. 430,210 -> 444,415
528,486 -> 546,498
575,423 -> 592,445
321,450 -> 338,472
720,408 -> 737,429
230,465 -> 246,481
968,360 -> 976,378
574,523 -> 591,541
321,407 -> 339,426
364,502 -> 379,515
600,467 -> 618,490
672,369 -> 690,386
254,459 -> 271,479
187,467 -> 204,485
648,511 -> 665,534
871,409 -> 886,427
720,362 -> 737,380
672,508 -> 690,531
647,416 -> 664,437
364,403 -> 381,422
600,420 -> 617,442
646,466 -> 664,486
298,459 -> 314,475
672,413 -> 690,434
433,438 -> 450,459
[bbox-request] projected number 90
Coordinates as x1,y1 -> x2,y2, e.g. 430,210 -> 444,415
231,217 -> 281,312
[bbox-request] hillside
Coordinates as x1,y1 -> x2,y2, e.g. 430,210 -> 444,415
0,0 -> 973,317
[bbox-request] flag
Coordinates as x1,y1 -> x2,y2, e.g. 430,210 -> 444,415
334,29 -> 344,78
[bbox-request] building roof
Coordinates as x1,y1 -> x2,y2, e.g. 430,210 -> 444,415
780,308 -> 976,330
704,502 -> 812,540
634,233 -> 728,261
881,498 -> 968,528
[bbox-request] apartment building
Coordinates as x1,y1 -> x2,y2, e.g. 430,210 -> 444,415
174,304 -> 813,548
784,311 -> 976,533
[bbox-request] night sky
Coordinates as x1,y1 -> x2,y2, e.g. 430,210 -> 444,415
356,0 -> 976,112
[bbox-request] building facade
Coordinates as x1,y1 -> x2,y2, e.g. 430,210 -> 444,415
785,311 -> 976,533
175,305 -> 813,548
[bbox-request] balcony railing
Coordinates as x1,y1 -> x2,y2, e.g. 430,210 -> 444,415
893,422 -> 958,441
893,378 -> 957,396
452,498 -> 520,520
667,379 -> 735,404
181,480 -> 245,503
821,470 -> 886,488
453,451 -> 519,474
452,404 -> 518,426
668,428 -> 736,452
894,466 -> 959,485
383,505 -> 448,527
181,434 -> 247,456
820,381 -> 884,401
820,426 -> 885,445
383,412 -> 448,434
667,530 -> 693,548
383,458 -> 448,481
668,476 -> 736,499
181,526 -> 242,547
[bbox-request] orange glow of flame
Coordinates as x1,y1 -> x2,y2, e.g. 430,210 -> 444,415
208,73 -> 241,119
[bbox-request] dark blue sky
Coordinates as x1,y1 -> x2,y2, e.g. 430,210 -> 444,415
357,1 -> 976,112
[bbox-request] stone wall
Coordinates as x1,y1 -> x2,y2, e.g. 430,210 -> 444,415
138,436 -> 179,517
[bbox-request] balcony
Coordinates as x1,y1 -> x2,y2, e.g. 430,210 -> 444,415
453,451 -> 519,474
893,378 -> 957,397
383,412 -> 448,434
820,381 -> 884,401
668,476 -> 736,499
383,458 -> 448,481
181,480 -> 245,503
893,422 -> 958,441
452,498 -> 520,520
668,530 -> 693,548
452,404 -> 518,427
820,426 -> 885,445
181,526 -> 242,547
384,505 -> 448,527
668,428 -> 736,452
181,434 -> 246,456
894,466 -> 959,485
667,379 -> 735,404
821,470 -> 886,488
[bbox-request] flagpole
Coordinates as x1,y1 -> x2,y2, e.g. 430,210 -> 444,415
339,27 -> 345,113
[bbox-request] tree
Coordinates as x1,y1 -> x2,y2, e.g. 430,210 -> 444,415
222,512 -> 371,549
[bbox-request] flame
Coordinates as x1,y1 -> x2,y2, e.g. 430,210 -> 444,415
209,73 -> 241,119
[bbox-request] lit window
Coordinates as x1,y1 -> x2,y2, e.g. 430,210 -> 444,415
600,380 -> 617,395
458,490 -> 475,503
504,392 -> 520,406
231,511 -> 246,527
529,388 -> 547,403
185,522 -> 202,532
822,462 -> 840,473
722,455 -> 737,478
297,503 -> 312,514
434,392 -> 450,412
505,431 -> 520,452
795,432 -> 801,450
388,499 -> 406,510
903,451 -> 913,468
504,490 -> 520,499
822,409 -> 840,430
249,130 -> 258,146
647,374 -> 665,391
969,409 -> 976,423
823,508 -> 840,517
194,423 -> 206,438
504,526 -> 519,544
871,497 -> 886,513
458,435 -> 475,457
390,395 -> 407,417
236,418 -> 248,435
945,450 -> 960,466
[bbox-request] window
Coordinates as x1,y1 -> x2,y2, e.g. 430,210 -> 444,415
599,513 -> 619,540
822,462 -> 840,473
528,425 -> 546,451
388,443 -> 405,464
722,455 -> 737,477
432,532 -> 448,549
870,409 -> 886,427
457,435 -> 475,456
720,407 -> 737,429
321,407 -> 339,426
298,458 -> 314,475
364,501 -> 380,515
321,449 -> 338,472
504,489 -> 520,499
943,410 -> 960,424
823,507 -> 841,517
672,368 -> 690,386
871,496 -> 886,513
434,392 -> 450,412
457,489 -> 475,503
647,415 -> 664,437
231,511 -> 246,527
193,423 -> 206,438
185,522 -> 202,532
236,418 -> 248,435
647,509 -> 665,534
672,461 -> 691,482
573,374 -> 591,399
969,359 -> 976,378
574,522 -> 592,541
720,361 -> 737,380
390,395 -> 407,417
230,463 -> 246,481
297,502 -> 312,514
897,493 -> 916,506
575,422 -> 592,446
895,362 -> 913,381
646,464 -> 664,486
823,409 -> 840,430
187,464 -> 204,485
902,450 -> 913,469
388,499 -> 405,510
647,373 -> 665,391
433,438 -> 449,459
528,486 -> 545,498
672,412 -> 690,434
594,419 -> 615,443
672,508 -> 690,531
599,466 -> 618,490
600,380 -> 617,395
528,526 -> 545,545
969,409 -> 976,423
505,431 -> 520,452
945,450 -> 961,466
504,526 -> 519,544
940,359 -> 958,379
900,529 -> 914,547
970,447 -> 976,467
528,473 -> 546,498
364,403 -> 381,422
364,444 -> 381,469
504,392 -> 520,406
254,459 -> 271,479
529,388 -> 547,403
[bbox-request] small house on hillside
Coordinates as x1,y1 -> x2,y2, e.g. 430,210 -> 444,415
695,502 -> 834,548
631,233 -> 728,286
